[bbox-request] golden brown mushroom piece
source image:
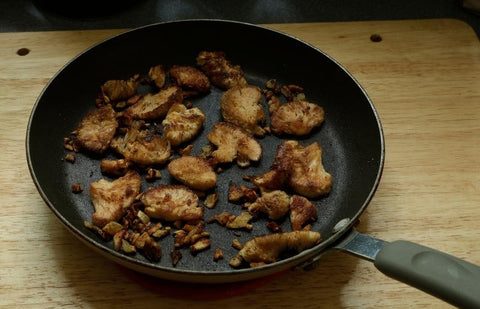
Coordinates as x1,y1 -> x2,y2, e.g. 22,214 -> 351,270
196,51 -> 247,89
270,100 -> 325,136
148,65 -> 167,89
238,230 -> 322,265
90,170 -> 142,228
125,85 -> 183,120
286,141 -> 332,198
250,140 -> 332,198
110,121 -> 171,166
206,122 -> 262,167
101,76 -> 138,102
100,158 -> 131,176
75,104 -> 118,154
245,190 -> 290,220
221,85 -> 266,136
289,195 -> 318,231
162,103 -> 205,146
168,156 -> 216,191
169,65 -> 211,96
141,185 -> 204,222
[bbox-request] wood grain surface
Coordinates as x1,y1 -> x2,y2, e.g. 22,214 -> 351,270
1,19 -> 479,309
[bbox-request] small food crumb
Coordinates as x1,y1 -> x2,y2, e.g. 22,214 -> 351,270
232,238 -> 243,250
229,255 -> 243,268
190,238 -> 211,254
121,239 -> 137,254
71,182 -> 83,193
213,248 -> 224,261
171,249 -> 182,266
64,153 -> 75,163
179,144 -> 193,156
266,221 -> 282,233
145,168 -> 162,181
152,227 -> 171,239
204,192 -> 219,209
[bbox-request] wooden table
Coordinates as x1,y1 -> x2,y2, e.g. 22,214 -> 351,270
1,19 -> 479,308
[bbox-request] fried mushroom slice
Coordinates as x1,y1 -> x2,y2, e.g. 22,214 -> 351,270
289,195 -> 317,231
169,65 -> 211,96
238,230 -> 321,265
250,140 -> 332,198
245,190 -> 290,220
270,101 -> 325,136
110,121 -> 171,165
100,158 -> 131,176
141,185 -> 204,222
162,103 -> 205,146
90,170 -> 142,228
75,104 -> 118,154
196,51 -> 247,89
207,122 -> 262,166
125,86 -> 183,120
249,169 -> 288,194
168,156 -> 216,191
148,65 -> 167,89
101,77 -> 138,102
221,85 -> 266,136
285,141 -> 332,198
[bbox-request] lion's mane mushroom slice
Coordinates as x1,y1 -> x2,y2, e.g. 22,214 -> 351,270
162,103 -> 205,146
196,51 -> 247,89
168,156 -> 216,191
238,230 -> 321,265
249,169 -> 288,194
148,65 -> 167,89
221,85 -> 266,136
245,190 -> 290,220
270,100 -> 325,136
75,104 -> 118,154
283,141 -> 332,198
206,122 -> 262,167
249,140 -> 332,198
125,85 -> 183,120
110,121 -> 171,165
101,76 -> 138,102
169,65 -> 211,96
90,170 -> 142,228
100,158 -> 131,176
289,195 -> 317,231
141,185 -> 204,222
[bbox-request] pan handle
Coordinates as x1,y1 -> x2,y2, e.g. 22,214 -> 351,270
335,231 -> 480,308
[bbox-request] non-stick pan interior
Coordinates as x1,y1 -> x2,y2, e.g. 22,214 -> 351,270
27,20 -> 384,280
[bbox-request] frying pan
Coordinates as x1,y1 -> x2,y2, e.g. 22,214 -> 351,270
26,20 -> 480,307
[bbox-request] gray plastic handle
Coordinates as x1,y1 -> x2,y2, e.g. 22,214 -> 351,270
374,240 -> 480,308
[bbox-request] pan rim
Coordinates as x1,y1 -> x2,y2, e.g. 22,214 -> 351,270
26,18 -> 385,281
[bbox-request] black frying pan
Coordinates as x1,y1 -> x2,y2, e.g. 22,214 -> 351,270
26,20 -> 480,307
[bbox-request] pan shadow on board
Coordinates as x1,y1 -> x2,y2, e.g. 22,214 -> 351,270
47,208 -> 366,308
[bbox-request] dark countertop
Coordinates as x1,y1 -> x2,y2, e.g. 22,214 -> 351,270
1,0 -> 479,37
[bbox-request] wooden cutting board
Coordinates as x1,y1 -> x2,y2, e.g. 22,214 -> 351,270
0,19 -> 479,309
